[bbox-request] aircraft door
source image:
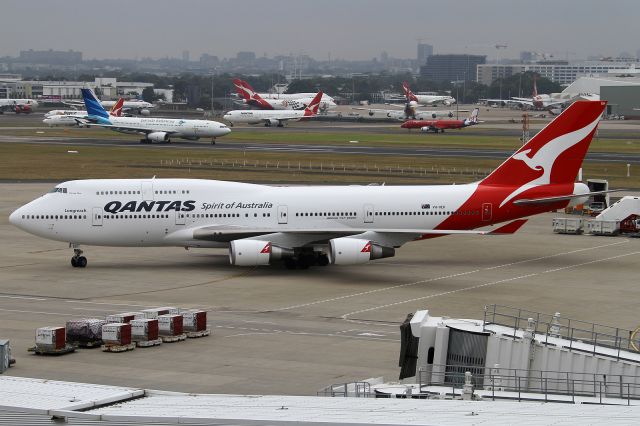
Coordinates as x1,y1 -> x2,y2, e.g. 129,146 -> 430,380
175,211 -> 186,225
364,204 -> 374,223
482,203 -> 492,222
141,181 -> 154,201
92,207 -> 103,226
277,205 -> 288,224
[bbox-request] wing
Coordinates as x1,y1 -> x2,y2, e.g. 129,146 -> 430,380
164,220 -> 527,248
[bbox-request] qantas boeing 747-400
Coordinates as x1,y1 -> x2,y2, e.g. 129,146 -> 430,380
10,101 -> 613,269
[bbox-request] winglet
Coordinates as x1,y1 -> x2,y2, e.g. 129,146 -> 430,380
489,219 -> 528,235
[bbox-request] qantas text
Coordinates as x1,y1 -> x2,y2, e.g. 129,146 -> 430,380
103,200 -> 196,214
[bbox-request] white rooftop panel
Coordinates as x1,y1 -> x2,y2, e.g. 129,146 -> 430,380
85,391 -> 640,426
0,376 -> 143,413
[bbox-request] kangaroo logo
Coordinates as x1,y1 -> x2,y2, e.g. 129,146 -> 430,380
499,115 -> 601,207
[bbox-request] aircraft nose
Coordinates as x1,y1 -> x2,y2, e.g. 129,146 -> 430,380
9,207 -> 23,227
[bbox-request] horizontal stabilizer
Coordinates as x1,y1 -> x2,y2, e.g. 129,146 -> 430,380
513,189 -> 624,205
489,219 -> 528,235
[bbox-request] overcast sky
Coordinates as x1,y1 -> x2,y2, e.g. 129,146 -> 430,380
1,0 -> 637,61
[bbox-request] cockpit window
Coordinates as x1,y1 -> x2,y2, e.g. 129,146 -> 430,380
49,187 -> 67,194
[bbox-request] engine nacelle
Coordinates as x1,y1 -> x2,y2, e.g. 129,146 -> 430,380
568,182 -> 590,207
229,240 -> 293,266
139,108 -> 150,116
147,131 -> 169,142
420,126 -> 433,133
266,118 -> 280,126
328,238 -> 395,265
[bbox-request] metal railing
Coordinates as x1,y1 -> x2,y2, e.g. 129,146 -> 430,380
419,364 -> 640,404
317,381 -> 372,398
482,304 -> 640,360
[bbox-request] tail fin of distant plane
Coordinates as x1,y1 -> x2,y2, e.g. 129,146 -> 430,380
402,81 -> 418,102
469,108 -> 479,123
532,75 -> 538,97
233,78 -> 251,101
304,91 -> 324,116
109,98 -> 124,117
480,101 -> 606,206
81,88 -> 109,119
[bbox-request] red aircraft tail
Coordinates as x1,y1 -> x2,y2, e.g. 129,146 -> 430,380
303,91 -> 324,116
402,81 -> 418,102
109,98 -> 124,117
481,100 -> 606,206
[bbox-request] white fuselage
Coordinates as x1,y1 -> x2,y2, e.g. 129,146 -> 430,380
10,179 -> 476,248
413,94 -> 456,106
103,116 -> 231,139
101,100 -> 153,109
223,109 -> 310,125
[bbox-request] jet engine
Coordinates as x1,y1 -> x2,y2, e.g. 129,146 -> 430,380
328,238 -> 395,265
146,131 -> 169,142
420,127 -> 433,133
265,118 -> 281,127
139,109 -> 151,116
568,182 -> 590,207
229,240 -> 294,266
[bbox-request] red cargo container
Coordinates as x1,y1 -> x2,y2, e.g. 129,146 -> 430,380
158,314 -> 183,336
35,326 -> 65,350
183,310 -> 207,332
102,323 -> 132,346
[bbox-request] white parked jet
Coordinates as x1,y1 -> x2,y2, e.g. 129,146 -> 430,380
66,98 -> 154,116
402,82 -> 456,106
43,98 -> 124,127
11,101 -> 612,269
79,89 -> 230,143
224,91 -> 323,127
233,79 -> 335,111
0,98 -> 39,114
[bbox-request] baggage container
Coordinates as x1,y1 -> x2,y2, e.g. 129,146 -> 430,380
35,326 -> 66,350
66,318 -> 106,345
102,323 -> 132,346
106,312 -> 140,324
552,217 -> 584,234
130,318 -> 159,341
140,307 -> 175,319
0,339 -> 13,373
588,220 -> 620,236
158,314 -> 183,336
183,310 -> 207,332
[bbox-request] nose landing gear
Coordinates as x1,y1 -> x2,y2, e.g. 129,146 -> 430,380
71,247 -> 87,268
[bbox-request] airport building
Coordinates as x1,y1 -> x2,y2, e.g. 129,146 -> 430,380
562,75 -> 640,117
477,61 -> 640,86
0,77 -> 157,100
420,54 -> 486,83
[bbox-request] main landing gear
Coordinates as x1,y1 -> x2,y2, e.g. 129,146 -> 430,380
283,253 -> 330,270
71,247 -> 87,268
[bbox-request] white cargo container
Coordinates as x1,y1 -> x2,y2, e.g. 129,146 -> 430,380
102,323 -> 132,346
140,307 -> 175,319
106,312 -> 140,323
131,318 -> 159,341
588,220 -> 620,235
35,326 -> 66,350
552,217 -> 584,234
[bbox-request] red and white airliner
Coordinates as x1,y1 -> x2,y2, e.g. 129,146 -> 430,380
232,79 -> 335,111
401,108 -> 480,132
10,101 -> 610,269
402,82 -> 456,106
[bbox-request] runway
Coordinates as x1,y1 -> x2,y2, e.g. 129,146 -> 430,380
1,134 -> 639,163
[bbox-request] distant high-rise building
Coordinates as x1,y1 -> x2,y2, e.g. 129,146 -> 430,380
420,54 -> 486,82
417,43 -> 433,65
236,51 -> 256,64
182,50 -> 190,62
199,54 -> 220,68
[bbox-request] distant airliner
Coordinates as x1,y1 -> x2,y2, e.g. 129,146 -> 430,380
10,101 -> 612,270
79,88 -> 230,144
401,108 -> 480,132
